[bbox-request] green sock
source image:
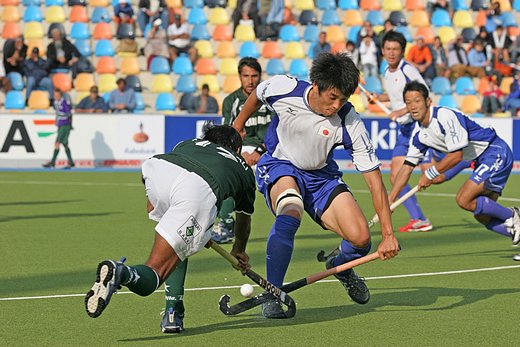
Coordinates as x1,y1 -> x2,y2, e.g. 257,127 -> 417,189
51,149 -> 59,164
64,147 -> 73,164
164,259 -> 188,314
121,264 -> 160,297
219,198 -> 235,228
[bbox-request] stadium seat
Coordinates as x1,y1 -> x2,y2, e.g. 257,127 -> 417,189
284,42 -> 305,59
152,75 -> 173,93
295,0 -> 315,9
47,23 -> 65,39
45,0 -> 64,5
124,75 -> 142,92
514,0 -> 520,11
367,10 -> 385,26
45,6 -> 65,23
222,75 -> 241,93
299,10 -> 318,25
178,92 -> 194,110
184,0 -> 203,7
0,0 -> 19,5
23,0 -> 41,4
1,6 -> 20,22
317,0 -> 336,9
75,73 -> 95,92
96,56 -> 116,74
439,94 -> 458,108
69,0 -> 86,5
93,23 -> 113,40
470,0 -> 487,10
460,95 -> 480,114
437,27 -> 456,44
266,58 -> 285,76
7,72 -> 24,91
360,0 -> 381,10
194,40 -> 214,58
209,7 -> 229,25
213,24 -> 233,41
116,23 -> 136,40
24,22 -> 44,39
197,75 -> 219,92
191,24 -> 211,41
338,0 -> 359,10
155,93 -> 176,112
95,40 -> 115,57
477,77 -> 490,95
134,92 -> 145,111
501,12 -> 518,27
90,0 -> 108,5
69,6 -> 88,23
405,0 -> 425,10
23,6 -> 43,22
279,25 -> 300,42
508,26 -> 519,38
389,11 -> 407,26
415,27 -> 435,44
92,7 -> 111,23
289,59 -> 309,80
195,57 -> 217,75
5,90 -> 24,110
234,24 -> 256,41
379,60 -> 388,75
239,41 -> 259,58
52,73 -> 72,92
347,26 -> 361,43
219,58 -> 238,75
431,9 -> 452,27
120,56 -> 140,75
363,76 -> 383,94
452,0 -> 469,10
321,9 -> 340,26
461,28 -> 477,43
205,0 -> 225,7
99,74 -> 117,93
172,54 -> 193,75
216,41 -> 236,58
71,22 -> 90,40
2,23 -> 21,39
176,75 -> 197,93
74,39 -> 92,56
28,90 -> 50,110
326,25 -> 345,43
432,77 -> 452,95
471,112 -> 485,118
453,10 -> 474,28
496,0 -> 512,11
500,77 -> 514,94
410,10 -> 430,27
262,41 -> 283,59
26,39 -> 45,56
303,24 -> 320,42
383,0 -> 402,10
348,94 -> 365,113
188,8 -> 207,25
343,10 -> 363,26
307,42 -> 317,59
395,26 -> 412,42
150,56 -> 170,74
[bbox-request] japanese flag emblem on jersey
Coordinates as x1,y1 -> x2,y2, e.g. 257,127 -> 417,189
319,126 -> 332,137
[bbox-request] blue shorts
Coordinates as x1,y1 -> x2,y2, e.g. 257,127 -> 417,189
392,123 -> 415,158
256,154 -> 350,225
470,137 -> 513,194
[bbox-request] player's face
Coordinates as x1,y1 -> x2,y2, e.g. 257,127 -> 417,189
382,41 -> 403,68
239,66 -> 261,96
404,91 -> 431,124
316,86 -> 348,117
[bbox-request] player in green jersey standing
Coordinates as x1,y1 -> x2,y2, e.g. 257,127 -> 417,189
212,57 -> 272,244
85,124 -> 256,333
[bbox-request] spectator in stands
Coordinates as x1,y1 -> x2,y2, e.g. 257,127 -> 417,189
377,20 -> 394,47
167,14 -> 197,64
345,41 -> 360,68
510,36 -> 520,64
468,39 -> 490,71
137,0 -> 169,36
484,0 -> 501,33
188,84 -> 219,114
114,0 -> 135,25
24,48 -> 53,104
47,28 -> 80,74
448,35 -> 486,81
76,86 -> 108,113
489,25 -> 513,78
313,32 -> 331,58
109,78 -> 136,113
232,0 -> 261,37
429,36 -> 450,78
427,0 -> 452,20
359,35 -> 379,77
407,36 -> 436,85
480,75 -> 504,116
505,71 -> 520,117
0,59 -> 11,107
145,18 -> 169,70
357,21 -> 378,47
3,35 -> 27,76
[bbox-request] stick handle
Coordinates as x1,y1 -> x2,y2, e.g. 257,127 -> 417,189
208,241 -> 241,270
368,185 -> 420,227
307,252 -> 380,285
358,84 -> 392,115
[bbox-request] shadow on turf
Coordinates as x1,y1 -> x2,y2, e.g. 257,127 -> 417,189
0,199 -> 83,206
0,211 -> 120,223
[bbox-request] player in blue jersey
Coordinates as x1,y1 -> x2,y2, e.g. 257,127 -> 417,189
388,81 -> 520,255
233,52 -> 400,318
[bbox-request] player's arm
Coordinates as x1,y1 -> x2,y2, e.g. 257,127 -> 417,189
432,160 -> 472,184
230,212 -> 251,270
233,89 -> 262,138
419,150 -> 463,189
388,162 -> 415,203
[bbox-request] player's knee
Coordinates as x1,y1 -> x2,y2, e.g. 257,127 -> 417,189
275,188 -> 304,218
455,192 -> 472,211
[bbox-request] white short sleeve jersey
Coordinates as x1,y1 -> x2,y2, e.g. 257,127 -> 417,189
406,106 -> 497,165
256,75 -> 380,172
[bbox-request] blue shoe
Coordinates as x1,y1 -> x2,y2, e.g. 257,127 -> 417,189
211,221 -> 235,244
161,307 -> 184,333
85,259 -> 126,318
326,257 -> 370,304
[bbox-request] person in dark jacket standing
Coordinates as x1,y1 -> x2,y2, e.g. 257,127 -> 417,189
24,47 -> 53,103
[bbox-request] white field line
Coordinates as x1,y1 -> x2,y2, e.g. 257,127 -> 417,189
2,264 -> 520,302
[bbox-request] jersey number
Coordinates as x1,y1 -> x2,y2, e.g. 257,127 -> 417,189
474,164 -> 489,177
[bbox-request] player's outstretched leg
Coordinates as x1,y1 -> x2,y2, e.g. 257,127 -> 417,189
85,260 -> 125,318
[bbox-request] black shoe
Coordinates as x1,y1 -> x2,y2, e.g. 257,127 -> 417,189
42,161 -> 54,168
326,257 -> 370,304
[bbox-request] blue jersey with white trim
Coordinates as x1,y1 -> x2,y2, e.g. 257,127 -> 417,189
256,75 -> 380,172
406,106 -> 497,165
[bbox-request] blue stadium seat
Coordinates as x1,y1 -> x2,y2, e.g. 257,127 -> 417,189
70,22 -> 90,40
366,10 -> 384,26
185,0 -> 204,7
431,9 -> 452,27
514,0 -> 520,12
307,42 -> 316,59
363,76 -> 383,94
150,56 -> 171,74
299,10 -> 318,25
289,59 -> 309,80
92,7 -> 111,23
239,41 -> 259,58
5,91 -> 25,110
23,0 -> 41,5
116,23 -> 136,40
94,40 -> 115,57
461,28 -> 477,43
395,26 -> 413,42
321,9 -> 340,26
23,6 -> 43,22
279,25 -> 300,42
452,0 -> 469,10
134,92 -> 145,111
455,76 -> 476,95
439,94 -> 458,108
316,0 -> 336,9
338,0 -> 359,10
191,24 -> 210,41
7,72 -> 24,91
379,60 -> 388,75
155,93 -> 176,111
472,112 -> 485,118
303,24 -> 320,42
389,11 -> 407,26
188,8 -> 207,24
179,92 -> 195,111
432,77 -> 452,95
172,54 -> 194,75
266,58 -> 285,75
176,75 -> 197,93
45,0 -> 64,5
347,26 -> 361,42
125,75 -> 143,92
501,12 -> 518,27
74,39 -> 92,56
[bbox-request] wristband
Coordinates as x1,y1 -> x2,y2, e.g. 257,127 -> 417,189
425,166 -> 440,180
254,145 -> 267,155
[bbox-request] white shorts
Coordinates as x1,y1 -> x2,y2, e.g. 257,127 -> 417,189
142,158 -> 218,261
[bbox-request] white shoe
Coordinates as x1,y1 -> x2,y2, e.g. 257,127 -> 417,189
513,253 -> 520,261
510,207 -> 520,246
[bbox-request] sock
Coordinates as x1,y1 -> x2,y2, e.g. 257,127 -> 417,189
474,196 -> 513,221
65,147 -> 73,164
219,197 -> 235,227
485,218 -> 512,237
266,215 -> 300,287
164,259 -> 188,314
121,264 -> 160,297
333,239 -> 372,269
51,149 -> 59,164
400,184 -> 426,221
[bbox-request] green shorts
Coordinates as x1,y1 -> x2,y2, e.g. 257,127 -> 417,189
56,125 -> 72,145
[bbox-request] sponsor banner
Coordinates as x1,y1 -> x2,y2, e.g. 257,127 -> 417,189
0,114 -> 164,168
164,114 -> 222,152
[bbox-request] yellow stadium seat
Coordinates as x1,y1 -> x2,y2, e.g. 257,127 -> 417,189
216,41 -> 236,58
195,57 -> 217,75
166,0 -> 182,7
223,75 -> 241,93
326,25 -> 345,43
437,27 -> 456,45
373,25 -> 384,34
295,0 -> 314,10
383,0 -> 402,11
98,74 -> 117,93
1,6 -> 20,23
494,0 -> 511,11
228,0 -> 237,8
284,42 -> 305,59
492,112 -> 509,118
405,0 -> 425,10
194,40 -> 214,58
209,8 -> 230,25
26,39 -> 45,57
219,58 -> 238,75
46,6 -> 66,23
75,73 -> 95,92
343,10 -> 363,26
349,94 -> 365,113
453,10 -> 474,28
90,0 -> 109,6
152,74 -> 173,93
120,56 -> 140,75
28,91 -> 50,110
234,24 -> 256,42
197,75 -> 220,92
24,22 -> 44,39
75,91 -> 89,104
410,10 -> 430,27
460,95 -> 481,114
500,77 -> 514,94
262,41 -> 283,59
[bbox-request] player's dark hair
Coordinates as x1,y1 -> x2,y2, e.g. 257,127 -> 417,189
202,123 -> 242,153
403,81 -> 430,100
382,30 -> 407,51
310,52 -> 359,99
238,57 -> 262,75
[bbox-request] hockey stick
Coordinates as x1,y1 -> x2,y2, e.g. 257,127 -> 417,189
316,185 -> 420,262
209,241 -> 296,318
358,83 -> 392,115
219,252 -> 380,315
